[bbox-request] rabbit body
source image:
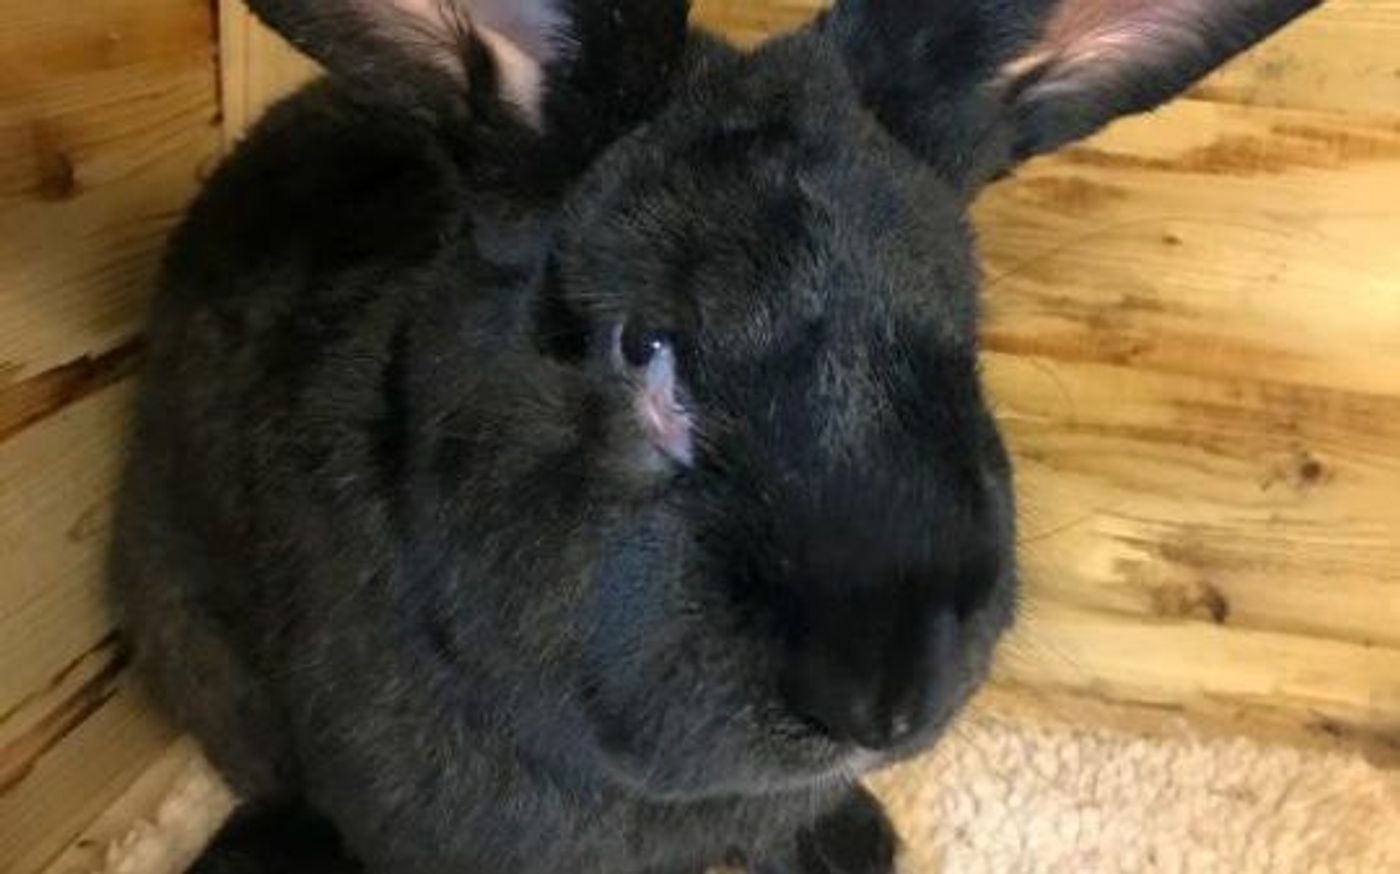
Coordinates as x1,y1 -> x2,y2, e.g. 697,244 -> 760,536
110,2 -> 1319,872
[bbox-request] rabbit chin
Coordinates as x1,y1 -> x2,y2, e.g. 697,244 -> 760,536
570,631 -> 1006,802
593,743 -> 875,803
573,717 -> 920,803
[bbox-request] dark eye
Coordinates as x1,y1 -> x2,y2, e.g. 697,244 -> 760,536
620,321 -> 673,368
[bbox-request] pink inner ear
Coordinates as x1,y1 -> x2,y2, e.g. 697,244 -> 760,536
636,346 -> 695,467
383,0 -> 568,123
459,0 -> 567,69
386,0 -> 445,18
1014,0 -> 1217,82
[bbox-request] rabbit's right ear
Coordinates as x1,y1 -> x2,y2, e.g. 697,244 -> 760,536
825,0 -> 1319,189
248,1 -> 690,135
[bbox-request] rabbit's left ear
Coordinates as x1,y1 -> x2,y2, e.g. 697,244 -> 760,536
825,0 -> 1320,187
249,0 -> 690,133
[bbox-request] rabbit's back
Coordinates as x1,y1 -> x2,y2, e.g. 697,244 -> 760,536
109,81 -> 505,796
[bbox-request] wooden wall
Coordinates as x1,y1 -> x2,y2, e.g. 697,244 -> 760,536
0,1 -> 1396,872
0,1 -> 221,872
967,0 -> 1400,758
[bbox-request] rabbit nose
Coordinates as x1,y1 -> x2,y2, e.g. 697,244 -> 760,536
783,611 -> 956,751
805,684 -> 923,751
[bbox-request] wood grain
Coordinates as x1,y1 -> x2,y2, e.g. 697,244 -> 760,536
971,84 -> 1400,736
0,1 -> 218,869
37,738 -> 234,874
0,385 -> 178,874
993,357 -> 1400,640
0,379 -> 138,729
0,680 -> 175,874
0,0 -> 219,386
0,340 -> 145,444
218,0 -> 318,149
997,600 -> 1400,753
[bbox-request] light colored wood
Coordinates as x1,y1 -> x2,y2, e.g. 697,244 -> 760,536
0,384 -> 137,718
692,0 -> 827,46
219,1 -> 319,150
38,738 -> 235,874
998,600 -> 1400,746
979,101 -> 1400,396
0,0 -> 219,384
0,1 -> 219,870
971,682 -> 1400,767
972,90 -> 1400,737
1190,0 -> 1400,116
990,356 -> 1400,648
0,384 -> 179,874
0,679 -> 176,874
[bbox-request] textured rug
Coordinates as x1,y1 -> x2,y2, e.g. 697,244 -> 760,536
48,693 -> 1400,874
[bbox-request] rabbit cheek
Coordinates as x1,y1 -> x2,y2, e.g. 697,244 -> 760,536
635,345 -> 694,467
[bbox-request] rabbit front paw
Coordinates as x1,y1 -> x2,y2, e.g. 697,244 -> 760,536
754,786 -> 898,874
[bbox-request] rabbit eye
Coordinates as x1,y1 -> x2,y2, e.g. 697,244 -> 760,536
619,322 -> 673,369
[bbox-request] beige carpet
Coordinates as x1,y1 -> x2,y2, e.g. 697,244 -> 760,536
51,693 -> 1400,874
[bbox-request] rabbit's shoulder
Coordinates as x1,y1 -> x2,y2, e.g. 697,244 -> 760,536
165,81 -> 465,305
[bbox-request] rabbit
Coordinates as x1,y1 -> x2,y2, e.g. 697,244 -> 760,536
109,1 -> 1319,872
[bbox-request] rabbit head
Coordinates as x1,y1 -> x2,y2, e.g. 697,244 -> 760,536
242,0 -> 1318,801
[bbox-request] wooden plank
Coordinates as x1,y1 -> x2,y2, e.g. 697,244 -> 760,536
219,0 -> 319,149
0,0 -> 219,387
967,84 -> 1400,676
0,383 -> 138,720
0,2 -> 218,870
1191,0 -> 1400,116
991,354 -> 1400,645
0,383 -> 149,874
994,600 -> 1400,757
971,683 -> 1400,767
0,679 -> 176,874
1,636 -> 125,797
972,56 -> 1400,743
692,0 -> 827,45
0,340 -> 144,445
38,738 -> 234,874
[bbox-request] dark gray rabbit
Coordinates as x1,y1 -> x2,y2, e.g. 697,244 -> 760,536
110,1 -> 1318,872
